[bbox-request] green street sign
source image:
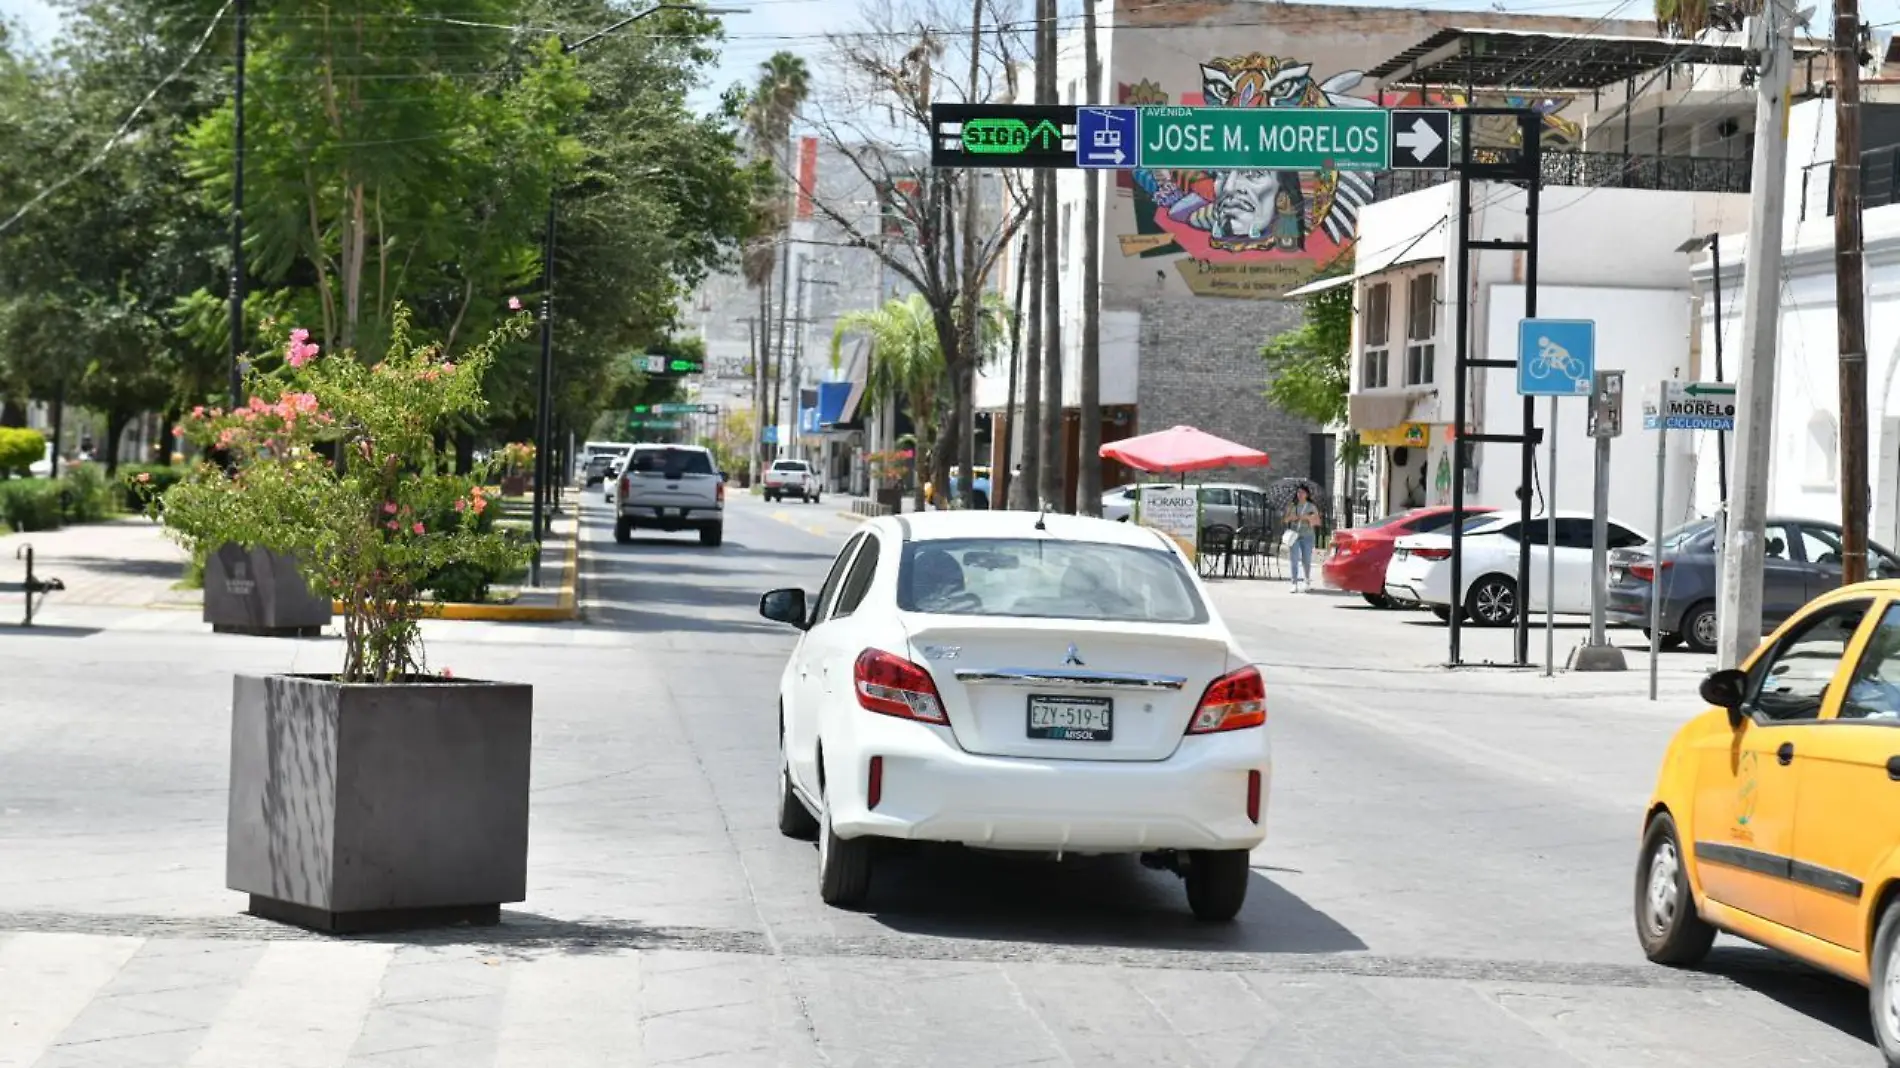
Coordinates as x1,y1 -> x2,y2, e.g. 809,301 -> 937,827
931,104 -> 1078,169
1137,106 -> 1390,172
627,418 -> 682,430
637,355 -> 704,375
1680,382 -> 1735,397
650,402 -> 716,415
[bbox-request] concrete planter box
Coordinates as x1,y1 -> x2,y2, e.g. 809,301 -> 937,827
227,673 -> 534,933
500,474 -> 527,497
204,544 -> 332,636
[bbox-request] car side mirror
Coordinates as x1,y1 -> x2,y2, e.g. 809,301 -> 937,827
759,588 -> 810,629
1700,668 -> 1750,726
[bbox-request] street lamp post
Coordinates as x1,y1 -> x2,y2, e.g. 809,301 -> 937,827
528,3 -> 746,586
229,0 -> 247,410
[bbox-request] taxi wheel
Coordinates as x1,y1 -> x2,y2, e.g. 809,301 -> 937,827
1363,593 -> 1395,609
776,728 -> 818,841
1869,902 -> 1900,1065
1634,812 -> 1715,966
1184,849 -> 1251,922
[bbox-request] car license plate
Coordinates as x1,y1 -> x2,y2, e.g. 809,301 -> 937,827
1027,695 -> 1112,741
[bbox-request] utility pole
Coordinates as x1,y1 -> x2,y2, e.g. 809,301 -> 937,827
1715,0 -> 1798,669
1835,0 -> 1869,584
1035,0 -> 1063,512
747,315 -> 761,486
1076,0 -> 1104,516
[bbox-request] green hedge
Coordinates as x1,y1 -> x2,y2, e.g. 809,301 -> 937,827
0,479 -> 63,531
59,464 -> 111,523
0,427 -> 44,478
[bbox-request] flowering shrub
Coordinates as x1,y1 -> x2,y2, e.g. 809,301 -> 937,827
494,441 -> 536,477
866,448 -> 914,484
159,304 -> 534,682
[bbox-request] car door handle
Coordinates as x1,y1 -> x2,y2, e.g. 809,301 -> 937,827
1778,742 -> 1795,766
1888,756 -> 1900,781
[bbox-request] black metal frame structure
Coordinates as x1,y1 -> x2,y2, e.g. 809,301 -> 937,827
1446,108 -> 1545,667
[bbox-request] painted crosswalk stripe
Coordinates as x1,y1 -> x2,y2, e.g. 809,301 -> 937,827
0,932 -> 143,1068
185,941 -> 395,1068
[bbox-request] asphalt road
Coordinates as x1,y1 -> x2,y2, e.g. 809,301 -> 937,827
0,491 -> 1881,1066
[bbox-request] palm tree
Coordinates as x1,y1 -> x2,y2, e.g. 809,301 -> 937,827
1654,0 -> 1752,37
833,292 -> 1010,509
743,52 -> 811,458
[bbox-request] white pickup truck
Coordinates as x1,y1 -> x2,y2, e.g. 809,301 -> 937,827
762,458 -> 819,504
615,444 -> 725,547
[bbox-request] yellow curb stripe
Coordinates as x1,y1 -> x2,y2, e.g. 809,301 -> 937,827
329,516 -> 581,623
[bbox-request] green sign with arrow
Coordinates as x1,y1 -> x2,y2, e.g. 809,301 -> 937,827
931,103 -> 1078,169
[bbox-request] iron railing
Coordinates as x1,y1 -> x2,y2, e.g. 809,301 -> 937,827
1373,149 -> 1752,200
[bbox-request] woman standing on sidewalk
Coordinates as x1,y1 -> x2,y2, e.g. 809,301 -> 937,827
1284,484 -> 1321,593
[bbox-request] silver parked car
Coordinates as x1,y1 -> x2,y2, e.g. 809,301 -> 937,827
1100,482 -> 1267,529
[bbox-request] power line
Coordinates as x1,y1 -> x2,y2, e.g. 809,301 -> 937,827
0,0 -> 234,237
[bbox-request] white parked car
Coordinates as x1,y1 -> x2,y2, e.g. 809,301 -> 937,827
758,510 -> 1270,920
1100,482 -> 1267,528
1383,510 -> 1649,626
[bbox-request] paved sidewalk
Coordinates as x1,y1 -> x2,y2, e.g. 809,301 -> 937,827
0,518 -> 197,612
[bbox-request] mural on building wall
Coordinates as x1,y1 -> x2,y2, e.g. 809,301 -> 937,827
1116,54 -> 1582,300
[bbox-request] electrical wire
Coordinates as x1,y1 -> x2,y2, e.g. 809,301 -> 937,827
0,0 -> 234,237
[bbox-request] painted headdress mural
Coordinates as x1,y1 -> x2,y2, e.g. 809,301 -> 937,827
1117,51 -> 1580,299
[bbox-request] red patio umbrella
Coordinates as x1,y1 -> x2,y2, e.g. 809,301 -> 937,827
1099,425 -> 1270,474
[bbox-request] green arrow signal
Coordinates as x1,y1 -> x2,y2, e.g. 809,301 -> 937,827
1029,119 -> 1061,150
1682,383 -> 1735,396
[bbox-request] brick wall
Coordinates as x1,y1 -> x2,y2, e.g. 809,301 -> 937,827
1135,296 -> 1316,487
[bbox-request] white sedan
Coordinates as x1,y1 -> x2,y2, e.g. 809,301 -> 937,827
1383,509 -> 1648,626
758,510 -> 1270,920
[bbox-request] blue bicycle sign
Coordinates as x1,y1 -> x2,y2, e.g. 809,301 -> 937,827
1517,318 -> 1595,397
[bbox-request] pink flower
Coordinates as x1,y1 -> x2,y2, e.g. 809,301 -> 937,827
190,406 -> 206,418
453,498 -> 466,513
216,428 -> 236,448
508,297 -> 522,311
171,425 -> 184,438
386,520 -> 399,531
286,342 -> 319,368
411,522 -> 425,535
472,497 -> 488,515
135,472 -> 152,483
382,502 -> 398,515
289,328 -> 309,345
441,362 -> 455,373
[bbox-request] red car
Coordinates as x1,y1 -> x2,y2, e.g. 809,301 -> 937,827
1322,505 -> 1496,607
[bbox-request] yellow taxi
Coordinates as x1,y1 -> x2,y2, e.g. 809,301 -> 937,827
1638,581 -> 1900,1064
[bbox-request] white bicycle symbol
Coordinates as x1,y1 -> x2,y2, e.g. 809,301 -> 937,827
1529,336 -> 1591,392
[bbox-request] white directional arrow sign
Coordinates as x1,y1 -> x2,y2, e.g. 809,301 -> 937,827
1395,117 -> 1443,163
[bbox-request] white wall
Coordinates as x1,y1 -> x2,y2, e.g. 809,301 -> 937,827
1482,284 -> 1698,538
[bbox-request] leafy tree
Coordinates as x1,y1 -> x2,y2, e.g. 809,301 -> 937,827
1260,271 -> 1363,467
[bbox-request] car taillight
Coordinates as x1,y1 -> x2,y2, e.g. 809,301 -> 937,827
716,479 -> 726,503
1246,770 -> 1262,823
619,475 -> 630,496
854,649 -> 948,724
1629,560 -> 1673,582
1412,547 -> 1452,561
1188,666 -> 1266,734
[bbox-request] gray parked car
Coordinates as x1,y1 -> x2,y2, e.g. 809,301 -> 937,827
1605,516 -> 1900,652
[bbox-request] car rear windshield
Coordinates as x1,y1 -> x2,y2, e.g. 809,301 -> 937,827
897,538 -> 1208,624
772,460 -> 810,472
630,448 -> 713,476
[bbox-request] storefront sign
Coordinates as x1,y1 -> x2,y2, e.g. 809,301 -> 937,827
1134,486 -> 1200,563
1360,423 -> 1430,448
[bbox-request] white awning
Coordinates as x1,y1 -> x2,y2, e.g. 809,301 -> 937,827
1285,217 -> 1452,299
1284,274 -> 1355,298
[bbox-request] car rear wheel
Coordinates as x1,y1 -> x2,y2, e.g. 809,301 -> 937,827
1466,576 -> 1517,628
817,780 -> 873,908
1184,849 -> 1250,922
1363,592 -> 1395,609
700,523 -> 724,548
1681,601 -> 1718,654
1634,812 -> 1714,966
1868,898 -> 1900,1065
613,517 -> 632,544
1642,628 -> 1685,651
1431,605 -> 1455,623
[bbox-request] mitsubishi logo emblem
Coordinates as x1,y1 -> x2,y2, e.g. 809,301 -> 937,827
1064,643 -> 1084,666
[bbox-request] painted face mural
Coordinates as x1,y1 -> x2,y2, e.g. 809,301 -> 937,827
1118,54 -> 1582,299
